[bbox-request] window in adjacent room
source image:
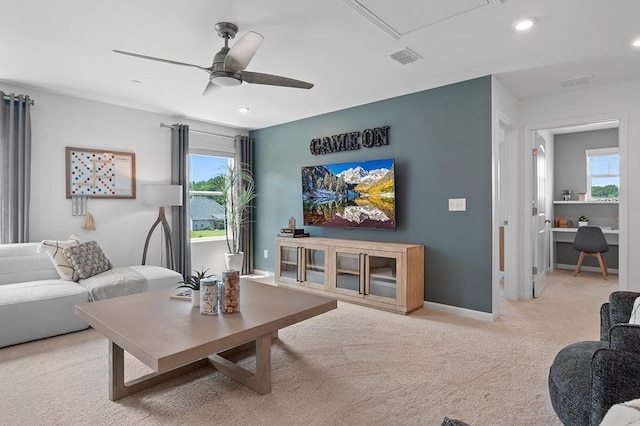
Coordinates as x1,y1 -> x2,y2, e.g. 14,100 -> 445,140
586,147 -> 619,200
189,152 -> 233,239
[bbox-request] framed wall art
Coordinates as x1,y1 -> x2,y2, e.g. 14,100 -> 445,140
65,147 -> 136,199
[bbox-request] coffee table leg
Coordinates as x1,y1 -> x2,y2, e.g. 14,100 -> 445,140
109,341 -> 126,401
254,333 -> 272,394
108,340 -> 208,401
208,333 -> 272,394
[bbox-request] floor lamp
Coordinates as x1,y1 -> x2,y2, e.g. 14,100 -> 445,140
141,184 -> 183,270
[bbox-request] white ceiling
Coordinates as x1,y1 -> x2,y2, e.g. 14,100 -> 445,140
1,0 -> 639,130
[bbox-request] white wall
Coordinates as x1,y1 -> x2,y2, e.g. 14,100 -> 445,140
1,83 -> 246,271
519,78 -> 640,291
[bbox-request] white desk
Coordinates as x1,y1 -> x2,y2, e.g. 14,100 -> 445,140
550,227 -> 619,271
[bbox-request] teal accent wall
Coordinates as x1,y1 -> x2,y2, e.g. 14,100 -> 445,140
250,76 -> 493,313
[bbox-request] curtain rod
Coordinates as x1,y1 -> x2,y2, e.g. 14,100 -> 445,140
3,95 -> 35,106
160,122 -> 235,139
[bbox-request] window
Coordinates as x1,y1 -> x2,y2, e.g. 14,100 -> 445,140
189,153 -> 233,239
586,147 -> 619,200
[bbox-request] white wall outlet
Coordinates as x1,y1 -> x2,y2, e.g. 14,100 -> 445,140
448,198 -> 467,212
263,249 -> 269,259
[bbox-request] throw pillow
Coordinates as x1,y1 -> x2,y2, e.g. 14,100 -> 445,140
39,234 -> 81,281
600,398 -> 640,426
629,297 -> 640,324
63,241 -> 112,280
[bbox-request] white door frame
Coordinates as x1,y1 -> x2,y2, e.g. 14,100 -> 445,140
521,112 -> 629,298
493,112 -> 518,316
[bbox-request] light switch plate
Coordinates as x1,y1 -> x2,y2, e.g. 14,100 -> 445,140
449,198 -> 467,211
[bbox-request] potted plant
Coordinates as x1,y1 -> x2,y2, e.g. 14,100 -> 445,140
578,215 -> 589,227
219,162 -> 256,271
177,268 -> 212,307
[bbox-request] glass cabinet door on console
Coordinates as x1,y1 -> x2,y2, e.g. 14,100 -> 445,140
333,247 -> 402,306
277,244 -> 299,283
302,247 -> 326,288
367,253 -> 399,304
334,248 -> 362,294
276,242 -> 327,289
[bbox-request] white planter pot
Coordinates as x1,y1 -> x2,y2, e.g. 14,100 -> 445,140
191,290 -> 200,307
224,252 -> 244,272
578,221 -> 589,227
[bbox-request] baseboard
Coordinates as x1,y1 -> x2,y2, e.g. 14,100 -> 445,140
251,269 -> 272,277
423,301 -> 495,322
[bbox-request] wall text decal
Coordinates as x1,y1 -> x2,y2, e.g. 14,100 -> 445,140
309,126 -> 390,155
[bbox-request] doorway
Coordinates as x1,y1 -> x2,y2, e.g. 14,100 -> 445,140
495,114 -> 518,313
522,114 -> 627,298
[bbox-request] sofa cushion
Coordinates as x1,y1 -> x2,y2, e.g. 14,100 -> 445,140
78,267 -> 146,301
129,265 -> 182,292
0,243 -> 59,285
0,280 -> 89,348
39,235 -> 81,281
63,241 -> 112,279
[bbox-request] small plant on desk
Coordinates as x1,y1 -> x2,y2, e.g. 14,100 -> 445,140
578,215 -> 589,227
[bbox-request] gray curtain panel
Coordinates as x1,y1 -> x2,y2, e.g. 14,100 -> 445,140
235,135 -> 254,275
171,124 -> 191,278
0,91 -> 32,244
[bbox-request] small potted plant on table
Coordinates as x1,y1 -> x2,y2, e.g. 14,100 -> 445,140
177,268 -> 212,307
578,215 -> 589,227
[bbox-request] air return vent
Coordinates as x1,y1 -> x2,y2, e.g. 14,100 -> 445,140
389,47 -> 423,65
559,74 -> 593,89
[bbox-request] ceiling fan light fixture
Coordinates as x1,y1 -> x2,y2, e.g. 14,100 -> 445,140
211,74 -> 242,87
514,18 -> 535,31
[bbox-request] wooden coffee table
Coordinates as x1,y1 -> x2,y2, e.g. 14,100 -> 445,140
75,279 -> 337,400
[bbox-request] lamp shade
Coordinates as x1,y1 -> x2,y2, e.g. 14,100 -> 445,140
141,184 -> 183,207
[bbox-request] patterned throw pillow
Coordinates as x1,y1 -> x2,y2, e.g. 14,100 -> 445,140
63,241 -> 112,280
39,234 -> 81,281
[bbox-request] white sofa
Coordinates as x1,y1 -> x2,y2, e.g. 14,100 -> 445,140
0,242 -> 182,348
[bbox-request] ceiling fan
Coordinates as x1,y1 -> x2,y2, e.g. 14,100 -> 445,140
113,22 -> 313,95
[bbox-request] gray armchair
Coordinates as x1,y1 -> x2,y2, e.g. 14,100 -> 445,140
549,291 -> 640,425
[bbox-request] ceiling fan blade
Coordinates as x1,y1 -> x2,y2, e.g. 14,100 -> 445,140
224,31 -> 264,73
241,71 -> 314,89
202,81 -> 220,96
113,50 -> 210,72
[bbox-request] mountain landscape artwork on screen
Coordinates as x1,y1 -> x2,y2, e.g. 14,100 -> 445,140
301,158 -> 395,229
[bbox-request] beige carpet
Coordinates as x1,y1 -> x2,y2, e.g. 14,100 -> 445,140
0,270 -> 617,425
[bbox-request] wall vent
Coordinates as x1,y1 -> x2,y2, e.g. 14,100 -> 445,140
559,74 -> 593,89
389,47 -> 423,65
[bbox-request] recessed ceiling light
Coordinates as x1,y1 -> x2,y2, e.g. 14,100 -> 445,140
238,107 -> 250,113
514,18 -> 535,31
633,38 -> 640,47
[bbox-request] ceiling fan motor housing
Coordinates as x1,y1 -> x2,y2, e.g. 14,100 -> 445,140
211,46 -> 242,86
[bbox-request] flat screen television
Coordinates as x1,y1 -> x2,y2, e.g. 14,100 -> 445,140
301,158 -> 395,230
